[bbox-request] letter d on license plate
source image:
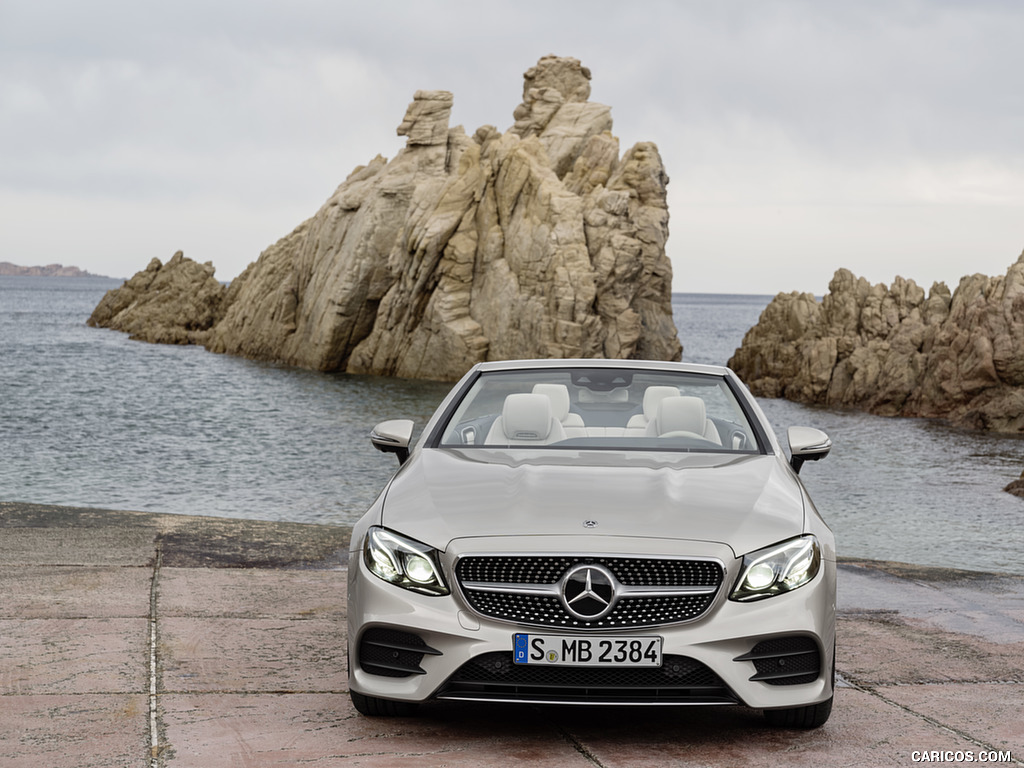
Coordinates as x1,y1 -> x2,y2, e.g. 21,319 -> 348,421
513,633 -> 662,667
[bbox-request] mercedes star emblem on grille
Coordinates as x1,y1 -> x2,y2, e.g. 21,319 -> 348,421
561,564 -> 617,620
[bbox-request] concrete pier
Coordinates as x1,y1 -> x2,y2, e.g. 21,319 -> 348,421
1,501 -> 1021,766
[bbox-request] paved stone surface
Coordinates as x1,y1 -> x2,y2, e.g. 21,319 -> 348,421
160,569 -> 344,619
0,565 -> 151,618
161,616 -> 346,693
0,694 -> 149,768
0,617 -> 149,695
1,502 -> 1022,767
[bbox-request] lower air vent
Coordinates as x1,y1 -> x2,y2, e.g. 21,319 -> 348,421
436,652 -> 738,704
358,628 -> 441,678
735,636 -> 821,686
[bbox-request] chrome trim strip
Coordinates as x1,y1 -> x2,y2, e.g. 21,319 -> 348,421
618,584 -> 719,596
461,582 -> 558,596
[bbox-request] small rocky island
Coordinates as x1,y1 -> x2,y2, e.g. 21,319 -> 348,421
1,262 -> 103,277
89,55 -> 681,380
729,251 -> 1024,434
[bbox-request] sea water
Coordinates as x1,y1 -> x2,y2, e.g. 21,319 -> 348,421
1,276 -> 1022,574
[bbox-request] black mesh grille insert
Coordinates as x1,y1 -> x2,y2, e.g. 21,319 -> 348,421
737,636 -> 821,686
456,555 -> 723,629
358,628 -> 438,678
437,652 -> 738,705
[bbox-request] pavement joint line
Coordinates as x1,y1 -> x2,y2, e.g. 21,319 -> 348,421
553,722 -> 607,767
149,542 -> 163,768
838,669 -> 1024,764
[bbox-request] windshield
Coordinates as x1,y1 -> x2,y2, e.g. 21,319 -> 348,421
436,368 -> 762,454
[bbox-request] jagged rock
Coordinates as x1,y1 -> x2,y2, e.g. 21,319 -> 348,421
397,90 -> 454,146
91,55 -> 681,380
1005,472 -> 1024,498
87,251 -> 227,344
729,251 -> 1024,433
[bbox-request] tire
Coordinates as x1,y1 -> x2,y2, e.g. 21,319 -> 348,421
763,695 -> 833,729
349,690 -> 419,717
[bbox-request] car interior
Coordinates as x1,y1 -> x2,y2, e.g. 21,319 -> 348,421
439,370 -> 760,453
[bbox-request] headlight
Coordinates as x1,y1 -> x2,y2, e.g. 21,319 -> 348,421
364,527 -> 449,596
730,535 -> 821,602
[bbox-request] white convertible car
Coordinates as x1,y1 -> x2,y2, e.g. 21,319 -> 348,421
348,359 -> 835,728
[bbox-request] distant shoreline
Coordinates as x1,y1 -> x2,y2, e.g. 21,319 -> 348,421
0,261 -> 110,278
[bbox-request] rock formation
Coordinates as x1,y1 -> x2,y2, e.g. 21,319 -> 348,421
1004,472 -> 1024,498
729,251 -> 1024,433
89,55 -> 681,380
87,252 -> 227,344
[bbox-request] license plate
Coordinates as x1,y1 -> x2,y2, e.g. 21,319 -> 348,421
513,633 -> 662,667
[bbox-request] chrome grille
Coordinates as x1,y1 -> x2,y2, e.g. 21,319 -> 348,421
455,555 -> 724,629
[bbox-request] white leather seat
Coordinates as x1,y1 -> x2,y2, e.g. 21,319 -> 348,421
485,393 -> 568,445
532,384 -> 586,438
645,396 -> 722,445
625,386 -> 680,435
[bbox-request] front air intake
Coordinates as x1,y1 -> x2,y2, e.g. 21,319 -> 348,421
436,652 -> 739,705
735,636 -> 821,685
357,628 -> 441,678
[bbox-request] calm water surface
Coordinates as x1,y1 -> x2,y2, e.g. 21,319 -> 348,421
2,277 -> 1022,574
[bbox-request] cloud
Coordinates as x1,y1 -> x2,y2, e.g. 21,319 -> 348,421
2,0 -> 1023,291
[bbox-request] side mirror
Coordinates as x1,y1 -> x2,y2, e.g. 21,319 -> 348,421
370,419 -> 415,465
787,426 -> 831,475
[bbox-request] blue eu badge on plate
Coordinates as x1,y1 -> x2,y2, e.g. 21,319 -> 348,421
513,633 -> 528,663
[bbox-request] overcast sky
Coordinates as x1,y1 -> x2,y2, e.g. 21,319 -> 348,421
2,0 -> 1023,294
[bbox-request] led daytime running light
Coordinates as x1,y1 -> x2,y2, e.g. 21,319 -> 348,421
364,527 -> 449,596
731,536 -> 821,602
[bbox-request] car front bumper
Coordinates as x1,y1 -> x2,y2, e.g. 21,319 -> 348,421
347,536 -> 836,711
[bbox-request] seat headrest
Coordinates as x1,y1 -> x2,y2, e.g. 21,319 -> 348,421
642,386 -> 682,419
654,396 -> 707,436
502,393 -> 554,440
532,383 -> 571,421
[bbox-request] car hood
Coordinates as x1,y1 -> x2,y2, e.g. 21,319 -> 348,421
380,448 -> 806,557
